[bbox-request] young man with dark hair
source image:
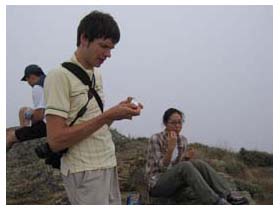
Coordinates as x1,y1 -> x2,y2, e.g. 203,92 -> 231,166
44,11 -> 143,205
7,64 -> 46,151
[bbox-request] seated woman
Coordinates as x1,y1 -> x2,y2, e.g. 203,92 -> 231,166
145,108 -> 248,205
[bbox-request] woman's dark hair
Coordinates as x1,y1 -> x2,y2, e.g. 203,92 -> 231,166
163,108 -> 184,125
77,10 -> 120,47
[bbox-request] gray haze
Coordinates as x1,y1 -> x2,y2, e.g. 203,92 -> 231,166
6,6 -> 272,152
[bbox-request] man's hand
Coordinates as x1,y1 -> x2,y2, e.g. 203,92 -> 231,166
31,108 -> 45,123
119,96 -> 133,105
46,97 -> 143,152
106,97 -> 134,127
119,96 -> 144,109
24,109 -> 33,120
105,100 -> 143,121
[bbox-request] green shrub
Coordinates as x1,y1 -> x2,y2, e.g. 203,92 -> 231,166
234,179 -> 263,198
238,148 -> 273,167
225,160 -> 246,176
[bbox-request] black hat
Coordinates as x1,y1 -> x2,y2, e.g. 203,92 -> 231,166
21,64 -> 45,81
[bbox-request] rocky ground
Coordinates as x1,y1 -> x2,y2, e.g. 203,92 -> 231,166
6,128 -> 272,205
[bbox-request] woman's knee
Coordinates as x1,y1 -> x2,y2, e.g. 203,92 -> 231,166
175,161 -> 203,179
176,161 -> 194,172
190,159 -> 213,172
191,159 -> 207,166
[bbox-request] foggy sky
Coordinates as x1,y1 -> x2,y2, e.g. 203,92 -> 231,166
6,5 -> 272,152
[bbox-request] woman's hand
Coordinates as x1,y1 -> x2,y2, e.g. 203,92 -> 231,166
167,131 -> 177,152
180,147 -> 195,161
163,131 -> 178,166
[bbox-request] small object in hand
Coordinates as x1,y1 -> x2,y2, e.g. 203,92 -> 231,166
24,110 -> 33,120
131,98 -> 139,106
127,191 -> 141,205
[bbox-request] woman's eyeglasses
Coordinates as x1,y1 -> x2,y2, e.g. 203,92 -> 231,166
167,120 -> 184,126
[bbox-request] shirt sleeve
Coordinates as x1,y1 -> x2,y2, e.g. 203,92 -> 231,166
44,69 -> 70,119
148,135 -> 166,172
32,85 -> 45,109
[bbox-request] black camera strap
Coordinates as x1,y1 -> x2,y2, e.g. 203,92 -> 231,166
61,62 -> 104,126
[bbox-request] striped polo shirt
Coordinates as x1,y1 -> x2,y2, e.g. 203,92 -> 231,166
44,55 -> 117,175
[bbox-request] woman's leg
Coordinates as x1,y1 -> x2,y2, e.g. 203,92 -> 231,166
150,161 -> 220,204
190,159 -> 231,198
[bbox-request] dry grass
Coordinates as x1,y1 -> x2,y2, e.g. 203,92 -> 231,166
189,143 -> 273,204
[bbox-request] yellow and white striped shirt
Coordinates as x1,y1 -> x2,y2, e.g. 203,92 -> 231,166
44,55 -> 116,176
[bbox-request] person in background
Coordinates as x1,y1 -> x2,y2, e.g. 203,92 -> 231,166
7,64 -> 46,151
145,108 -> 249,205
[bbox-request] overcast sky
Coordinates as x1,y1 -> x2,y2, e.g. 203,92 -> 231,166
6,5 -> 272,152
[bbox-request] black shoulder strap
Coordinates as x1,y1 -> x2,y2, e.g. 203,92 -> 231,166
40,62 -> 104,162
61,62 -> 104,126
62,62 -> 92,87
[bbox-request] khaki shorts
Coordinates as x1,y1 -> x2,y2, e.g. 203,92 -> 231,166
62,167 -> 121,205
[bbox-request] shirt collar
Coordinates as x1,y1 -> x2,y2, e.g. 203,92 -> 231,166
70,54 -> 95,77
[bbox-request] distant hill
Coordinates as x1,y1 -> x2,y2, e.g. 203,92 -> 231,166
6,128 -> 272,204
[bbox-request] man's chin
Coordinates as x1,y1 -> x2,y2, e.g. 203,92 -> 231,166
95,60 -> 105,68
94,63 -> 101,68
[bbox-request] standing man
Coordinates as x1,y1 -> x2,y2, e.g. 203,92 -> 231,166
7,64 -> 46,151
44,11 -> 143,205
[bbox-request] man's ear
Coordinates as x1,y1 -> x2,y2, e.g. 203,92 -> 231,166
80,33 -> 89,47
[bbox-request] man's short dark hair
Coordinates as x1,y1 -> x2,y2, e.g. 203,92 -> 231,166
77,10 -> 120,47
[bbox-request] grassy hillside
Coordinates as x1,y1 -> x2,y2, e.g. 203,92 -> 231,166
6,128 -> 272,204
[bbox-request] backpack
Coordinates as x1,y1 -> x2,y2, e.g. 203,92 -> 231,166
35,62 -> 103,169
